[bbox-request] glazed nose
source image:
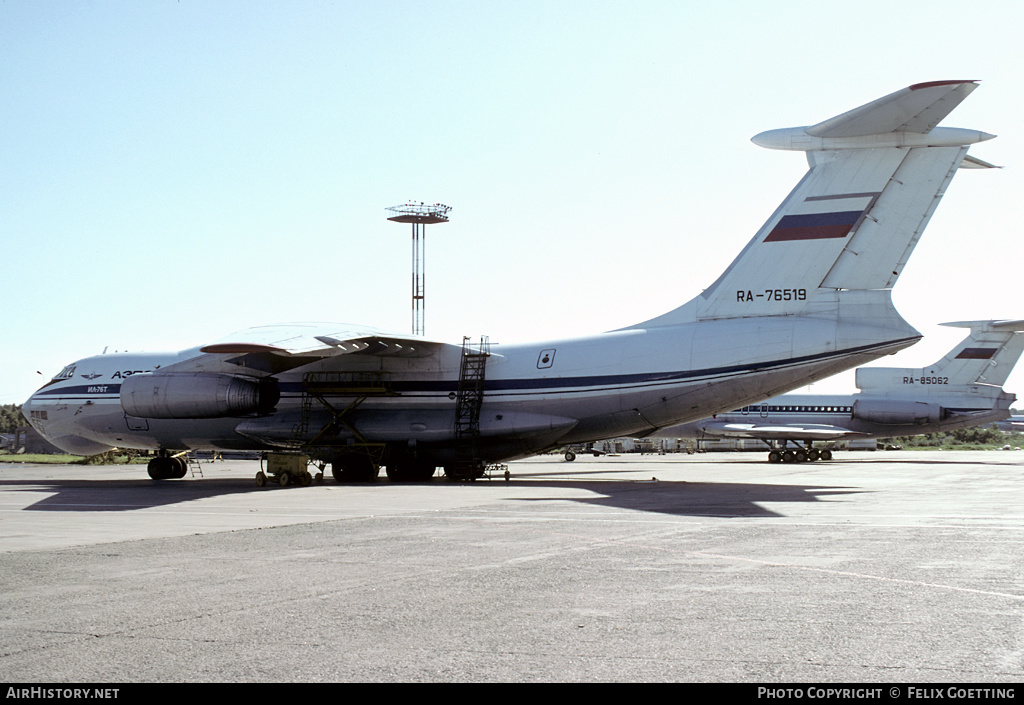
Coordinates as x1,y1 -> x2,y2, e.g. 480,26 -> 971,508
22,393 -> 36,419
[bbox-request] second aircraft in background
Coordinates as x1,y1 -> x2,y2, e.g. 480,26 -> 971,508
657,320 -> 1024,462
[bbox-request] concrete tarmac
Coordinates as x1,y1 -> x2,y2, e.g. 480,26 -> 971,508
1,450 -> 1022,683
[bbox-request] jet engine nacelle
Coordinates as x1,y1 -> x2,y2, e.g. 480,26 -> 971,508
120,372 -> 279,419
851,399 -> 946,426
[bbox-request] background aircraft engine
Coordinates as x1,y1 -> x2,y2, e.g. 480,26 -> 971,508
120,372 -> 279,419
851,399 -> 946,426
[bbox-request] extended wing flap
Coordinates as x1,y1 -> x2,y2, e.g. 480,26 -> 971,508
161,323 -> 460,376
312,334 -> 445,358
201,323 -> 457,358
197,323 -> 424,356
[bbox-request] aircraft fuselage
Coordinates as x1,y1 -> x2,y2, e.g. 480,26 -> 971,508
24,311 -> 919,465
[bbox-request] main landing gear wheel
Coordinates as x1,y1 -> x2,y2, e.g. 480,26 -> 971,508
767,447 -> 832,463
147,456 -> 187,480
564,451 -> 576,462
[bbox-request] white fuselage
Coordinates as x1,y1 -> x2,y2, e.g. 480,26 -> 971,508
24,311 -> 919,463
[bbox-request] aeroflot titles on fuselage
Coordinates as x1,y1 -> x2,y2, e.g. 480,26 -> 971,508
52,365 -> 154,382
85,370 -> 153,394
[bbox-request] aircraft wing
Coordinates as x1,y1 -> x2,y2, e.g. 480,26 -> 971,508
158,323 -> 463,375
700,421 -> 863,441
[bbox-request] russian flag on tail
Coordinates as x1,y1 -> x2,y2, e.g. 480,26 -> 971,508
765,192 -> 880,243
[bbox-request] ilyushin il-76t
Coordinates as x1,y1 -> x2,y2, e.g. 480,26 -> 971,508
24,80 -> 998,484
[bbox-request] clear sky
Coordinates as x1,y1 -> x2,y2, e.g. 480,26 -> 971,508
3,0 -> 1023,407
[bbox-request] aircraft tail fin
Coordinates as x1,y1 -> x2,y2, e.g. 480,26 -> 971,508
629,81 -> 996,329
856,320 -> 1024,391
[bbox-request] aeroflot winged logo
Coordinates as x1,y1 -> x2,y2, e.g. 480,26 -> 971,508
764,192 -> 879,242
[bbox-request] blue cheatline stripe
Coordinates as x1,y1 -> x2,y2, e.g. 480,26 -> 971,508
286,336 -> 920,395
34,385 -> 123,397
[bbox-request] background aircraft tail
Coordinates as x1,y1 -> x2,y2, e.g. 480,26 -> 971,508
631,81 -> 996,329
856,320 -> 1024,392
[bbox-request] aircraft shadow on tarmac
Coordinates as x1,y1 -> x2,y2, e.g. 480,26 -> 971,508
1,472 -> 862,519
0,474 -> 285,513
504,467 -> 863,518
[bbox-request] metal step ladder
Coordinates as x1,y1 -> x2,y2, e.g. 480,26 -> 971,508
450,336 -> 490,480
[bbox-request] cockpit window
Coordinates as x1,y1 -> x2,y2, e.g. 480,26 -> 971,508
53,365 -> 76,381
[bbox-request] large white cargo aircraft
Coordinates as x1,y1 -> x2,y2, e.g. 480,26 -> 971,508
654,319 -> 1024,462
24,81 -> 997,482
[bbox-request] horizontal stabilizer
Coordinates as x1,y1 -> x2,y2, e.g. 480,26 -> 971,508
960,154 -> 1001,169
752,81 -> 995,152
940,319 -> 1024,332
807,80 -> 978,138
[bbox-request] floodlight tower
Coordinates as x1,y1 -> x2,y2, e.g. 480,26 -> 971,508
386,202 -> 451,336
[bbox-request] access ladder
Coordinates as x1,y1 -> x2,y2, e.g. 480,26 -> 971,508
449,336 -> 490,480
